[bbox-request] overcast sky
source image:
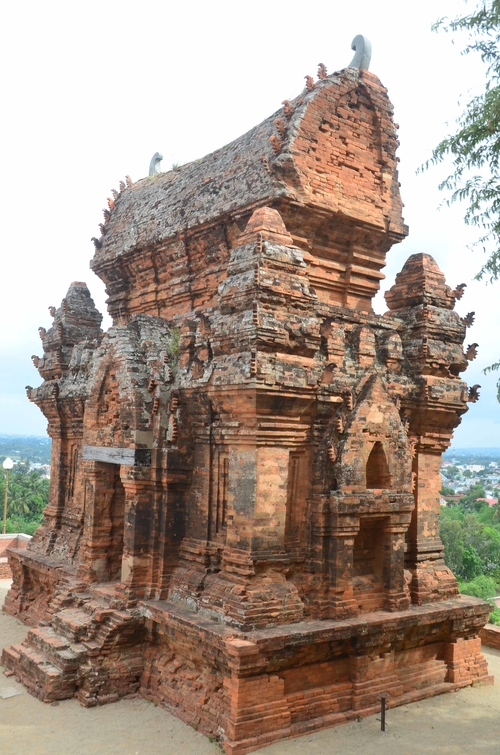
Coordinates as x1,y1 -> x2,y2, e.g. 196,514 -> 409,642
1,0 -> 499,447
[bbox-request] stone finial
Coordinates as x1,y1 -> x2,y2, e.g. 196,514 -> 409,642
269,135 -> 282,155
282,100 -> 294,118
453,283 -> 467,300
119,180 -> 126,192
261,156 -> 271,174
317,63 -> 328,80
91,237 -> 102,249
304,75 -> 315,91
273,118 -> 286,138
125,175 -> 134,187
107,197 -> 115,211
349,34 -> 372,71
385,254 -> 456,311
468,384 -> 481,402
237,206 -> 295,247
48,306 -> 56,317
149,152 -> 163,176
462,312 -> 475,327
465,343 -> 478,361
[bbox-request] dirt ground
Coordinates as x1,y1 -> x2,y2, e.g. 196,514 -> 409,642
1,577 -> 500,755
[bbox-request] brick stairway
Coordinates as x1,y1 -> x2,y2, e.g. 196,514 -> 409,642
1,585 -> 145,705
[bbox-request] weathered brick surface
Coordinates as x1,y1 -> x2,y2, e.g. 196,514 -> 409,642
480,624 -> 500,650
1,61 -> 491,754
0,534 -> 31,578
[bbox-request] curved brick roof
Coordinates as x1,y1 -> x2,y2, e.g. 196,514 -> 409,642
92,67 -> 405,269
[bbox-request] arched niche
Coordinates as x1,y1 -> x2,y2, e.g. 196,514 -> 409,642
333,374 -> 412,493
366,441 -> 391,489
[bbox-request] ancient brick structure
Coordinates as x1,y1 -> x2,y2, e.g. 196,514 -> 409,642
0,535 -> 30,579
2,43 -> 492,754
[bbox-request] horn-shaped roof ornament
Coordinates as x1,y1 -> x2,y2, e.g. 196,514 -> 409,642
149,152 -> 163,176
349,35 -> 372,71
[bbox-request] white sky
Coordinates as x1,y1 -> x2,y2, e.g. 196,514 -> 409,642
1,0 -> 499,447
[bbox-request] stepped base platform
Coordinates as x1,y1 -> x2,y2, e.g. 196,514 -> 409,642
2,584 -> 492,755
139,596 -> 492,754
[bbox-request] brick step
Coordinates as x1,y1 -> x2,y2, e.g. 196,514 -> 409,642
289,701 -> 351,724
397,662 -> 447,693
288,692 -> 352,723
15,643 -> 77,702
1,643 -> 22,672
93,611 -> 142,645
89,583 -> 125,609
287,690 -> 352,708
228,699 -> 291,723
26,626 -> 87,672
71,592 -> 94,607
352,679 -> 403,709
398,682 -> 452,707
401,667 -> 447,688
396,659 -> 447,676
286,681 -> 352,702
351,675 -> 401,693
52,607 -> 97,642
230,706 -> 292,740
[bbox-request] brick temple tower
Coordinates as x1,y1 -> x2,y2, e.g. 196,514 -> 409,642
2,37 -> 491,755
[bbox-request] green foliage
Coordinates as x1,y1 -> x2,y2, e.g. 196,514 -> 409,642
424,1 -> 500,280
440,515 -> 465,574
458,575 -> 500,625
164,328 -> 182,376
458,573 -> 497,600
439,479 -> 500,595
166,328 -> 181,357
446,465 -> 460,479
462,545 -> 484,579
489,605 -> 500,625
0,460 -> 49,535
0,435 -> 51,464
425,2 -> 500,396
5,516 -> 43,535
441,485 -> 455,496
460,482 -> 486,508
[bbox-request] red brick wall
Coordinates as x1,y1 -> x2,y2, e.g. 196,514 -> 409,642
0,535 -> 32,579
480,624 -> 500,650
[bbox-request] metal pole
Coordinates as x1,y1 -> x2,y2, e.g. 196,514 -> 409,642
380,693 -> 388,732
2,468 -> 9,535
